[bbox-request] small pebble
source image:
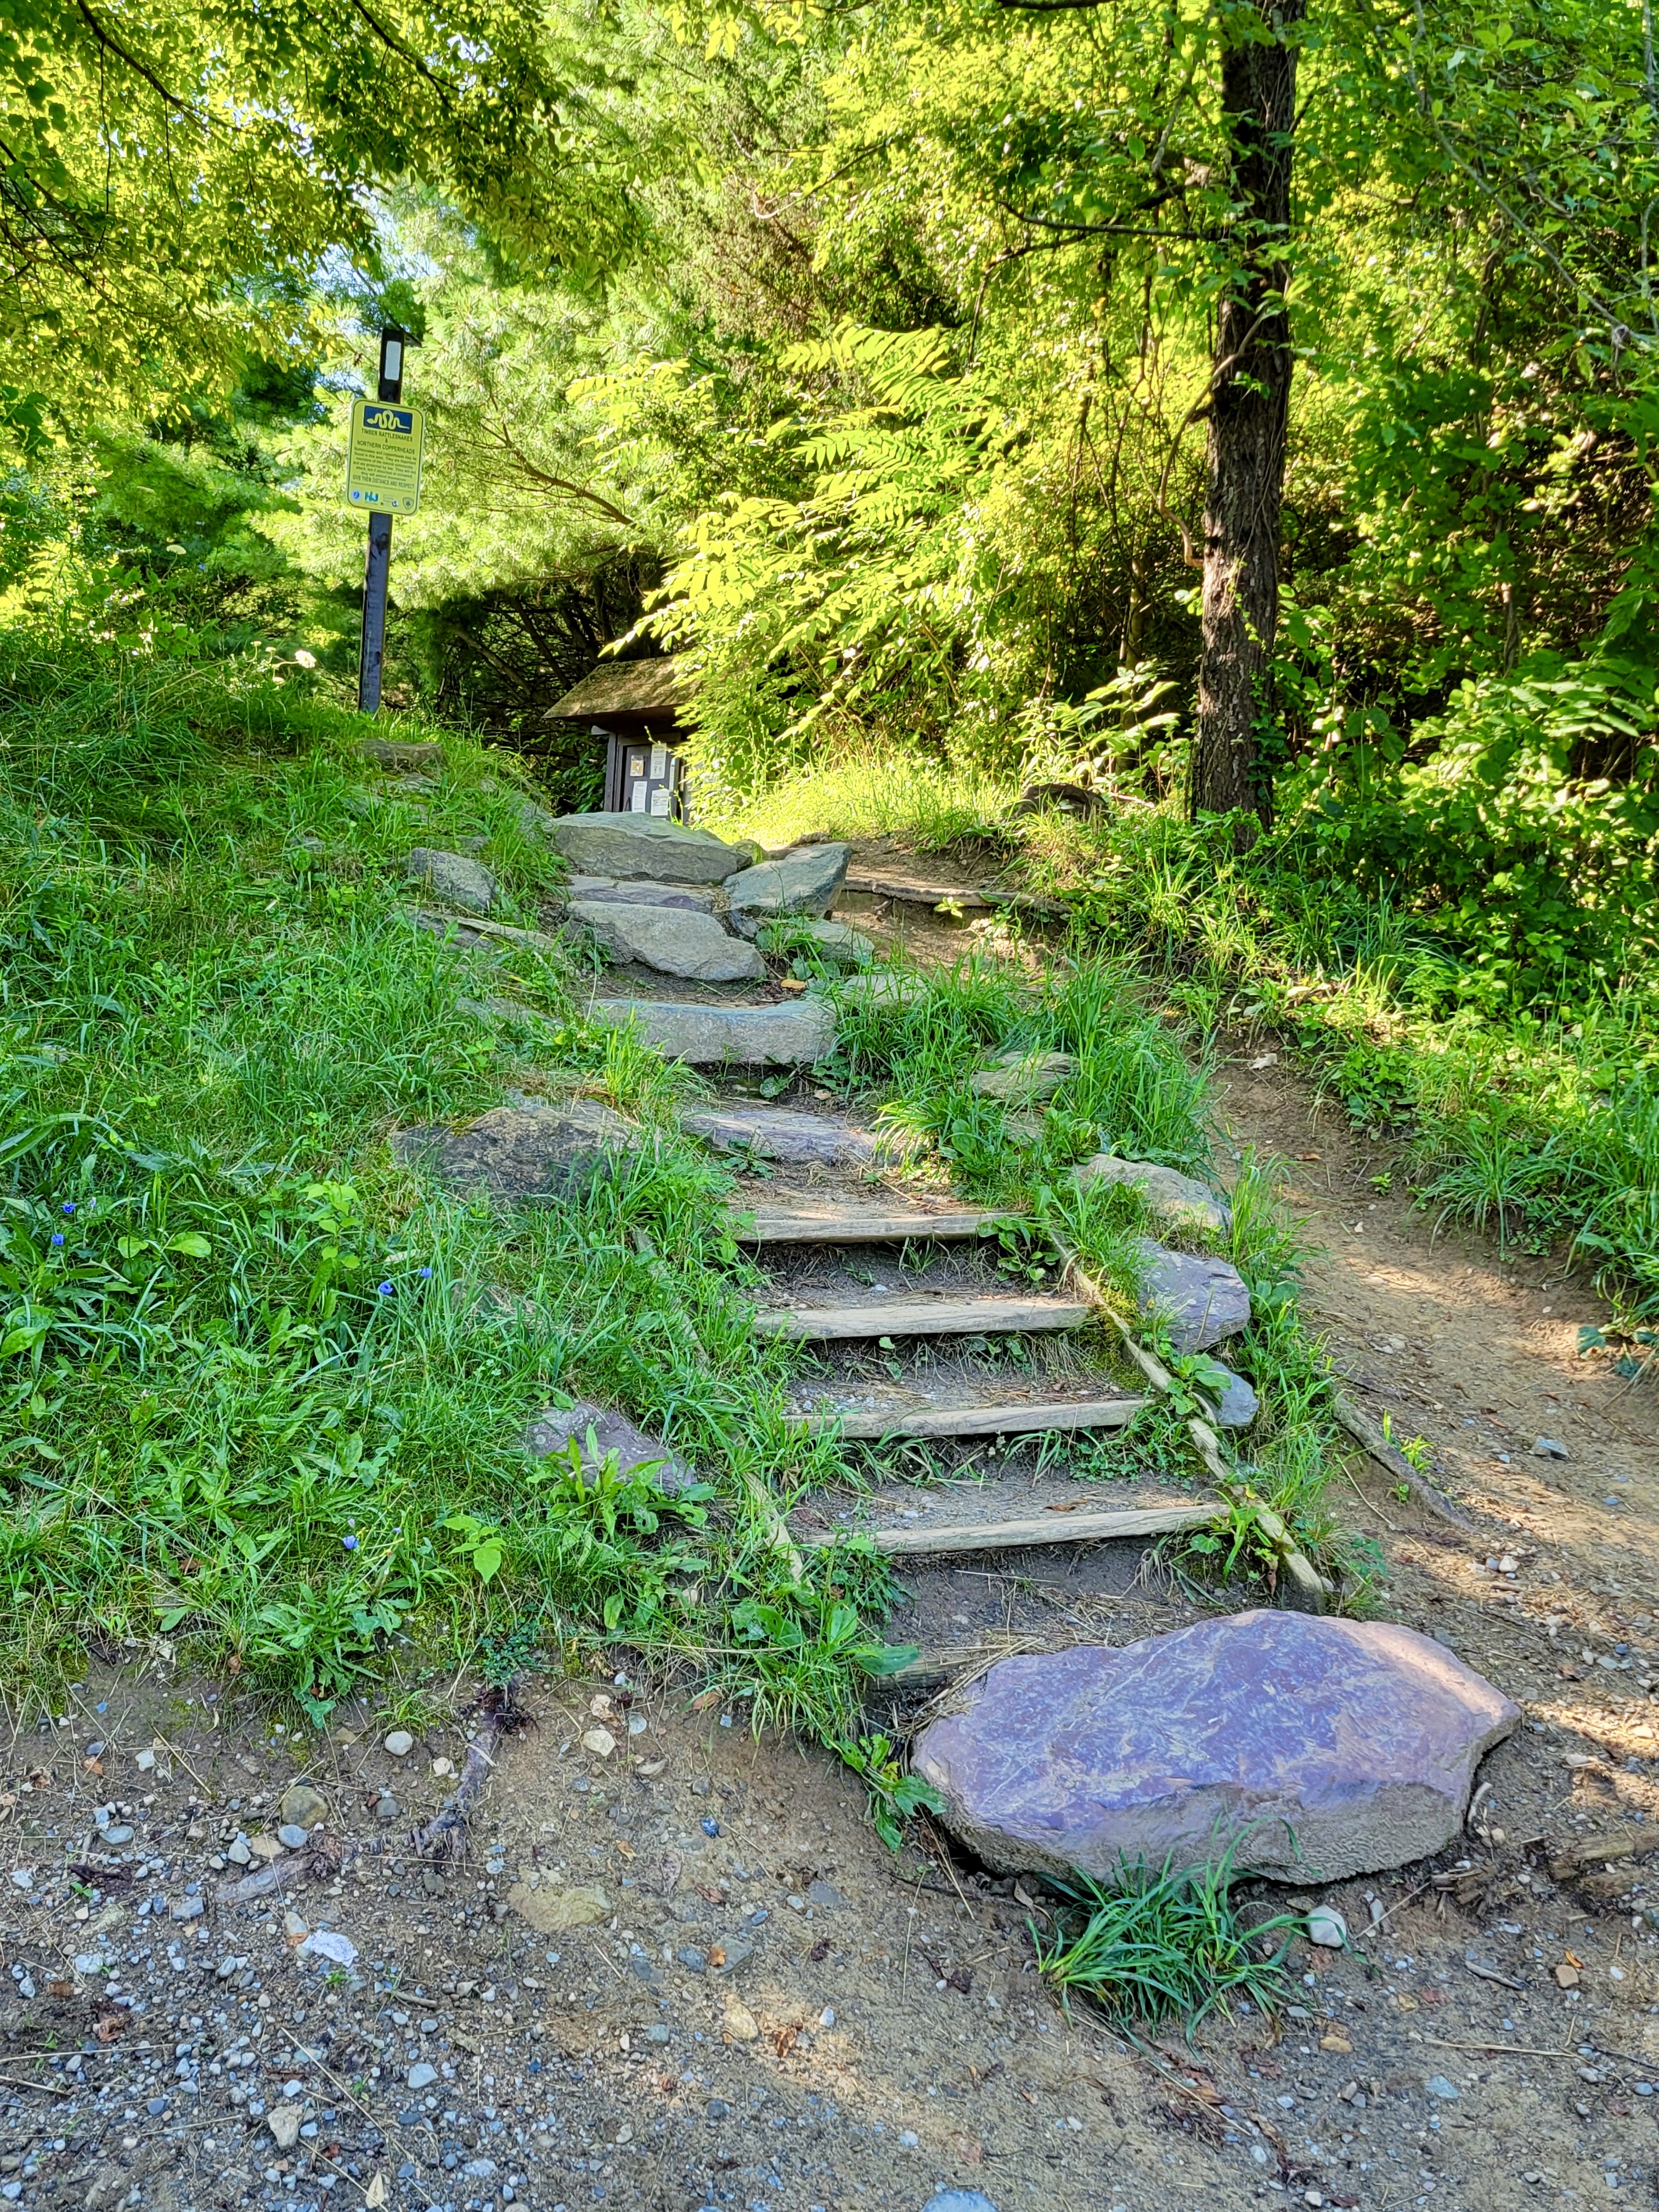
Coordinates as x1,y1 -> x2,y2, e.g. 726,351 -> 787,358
227,1836 -> 252,1866
134,1748 -> 155,1772
383,1731 -> 414,1758
375,1796 -> 400,1822
103,1825 -> 134,1845
701,1817 -> 720,1838
276,1824 -> 309,1849
1307,1905 -> 1347,1949
1425,2075 -> 1460,2100
407,2062 -> 438,2090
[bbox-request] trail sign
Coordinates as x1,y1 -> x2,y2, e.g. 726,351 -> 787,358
355,324 -> 420,714
346,398 -> 425,514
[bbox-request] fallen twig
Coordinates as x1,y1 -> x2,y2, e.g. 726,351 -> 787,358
410,1676 -> 526,1864
1463,1958 -> 1522,1990
1548,1827 -> 1659,1882
1331,1395 -> 1475,1531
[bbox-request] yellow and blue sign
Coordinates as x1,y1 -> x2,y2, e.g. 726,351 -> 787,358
345,399 -> 425,514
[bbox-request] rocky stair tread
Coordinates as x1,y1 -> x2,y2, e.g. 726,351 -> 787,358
754,1293 -> 1089,1340
785,1382 -> 1144,1438
800,1499 -> 1214,1554
589,997 -> 834,1064
682,1104 -> 921,1167
730,1195 -> 1008,1244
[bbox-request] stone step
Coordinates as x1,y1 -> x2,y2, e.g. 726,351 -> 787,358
800,1499 -> 1212,1554
588,997 -> 834,1064
754,1294 -> 1089,1341
682,1104 -> 921,1167
730,1195 -> 1007,1244
785,1383 -> 1145,1439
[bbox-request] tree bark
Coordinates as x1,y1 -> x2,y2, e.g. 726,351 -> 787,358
1192,0 -> 1306,830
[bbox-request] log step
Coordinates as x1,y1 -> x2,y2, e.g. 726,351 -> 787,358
755,1294 -> 1089,1341
730,1197 -> 1009,1245
786,1389 -> 1146,1440
801,1501 -> 1214,1554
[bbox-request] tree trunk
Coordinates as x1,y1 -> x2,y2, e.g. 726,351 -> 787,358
1192,0 -> 1306,829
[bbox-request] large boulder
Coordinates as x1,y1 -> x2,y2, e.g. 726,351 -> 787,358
725,845 -> 850,937
569,899 -> 765,984
913,1611 -> 1520,1884
589,997 -> 834,1065
404,848 -> 499,915
548,813 -> 752,884
1135,1239 -> 1250,1351
1076,1154 -> 1231,1236
393,1100 -> 633,1199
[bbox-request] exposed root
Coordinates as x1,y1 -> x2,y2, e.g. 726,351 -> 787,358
410,1674 -> 529,1865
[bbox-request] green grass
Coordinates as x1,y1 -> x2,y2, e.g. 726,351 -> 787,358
0,630 -> 1362,1829
718,753 -> 1659,1330
1031,1846 -> 1302,2030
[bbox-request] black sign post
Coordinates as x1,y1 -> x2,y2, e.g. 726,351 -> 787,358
358,325 -> 410,714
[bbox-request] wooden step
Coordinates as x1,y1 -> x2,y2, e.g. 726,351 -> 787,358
730,1195 -> 1009,1245
800,1500 -> 1212,1554
786,1386 -> 1145,1440
755,1294 -> 1088,1341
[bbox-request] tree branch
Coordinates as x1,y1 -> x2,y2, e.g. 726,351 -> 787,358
70,0 -> 198,119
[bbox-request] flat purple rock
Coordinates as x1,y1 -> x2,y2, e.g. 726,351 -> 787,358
913,1610 -> 1519,1884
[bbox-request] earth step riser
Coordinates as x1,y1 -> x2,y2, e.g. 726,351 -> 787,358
789,1395 -> 1145,1440
754,1296 -> 1090,1340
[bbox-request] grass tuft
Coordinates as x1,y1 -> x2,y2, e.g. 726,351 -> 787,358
1032,1845 -> 1301,2030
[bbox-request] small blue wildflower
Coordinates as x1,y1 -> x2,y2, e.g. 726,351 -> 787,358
61,1201 -> 75,1215
419,1266 -> 433,1279
342,1534 -> 359,1551
50,1232 -> 64,1247
376,1280 -> 393,1296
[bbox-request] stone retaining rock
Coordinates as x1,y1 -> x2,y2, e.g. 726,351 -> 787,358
525,1401 -> 691,1492
968,1050 -> 1079,1103
912,1610 -> 1520,1884
393,1100 -> 633,1198
1135,1239 -> 1250,1351
567,876 -> 718,914
363,738 -> 444,772
726,844 -> 850,935
589,997 -> 834,1064
759,917 -> 875,966
569,899 -> 765,983
1075,1153 -> 1232,1235
1206,1364 -> 1259,1428
404,848 -> 499,914
549,813 -> 752,883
